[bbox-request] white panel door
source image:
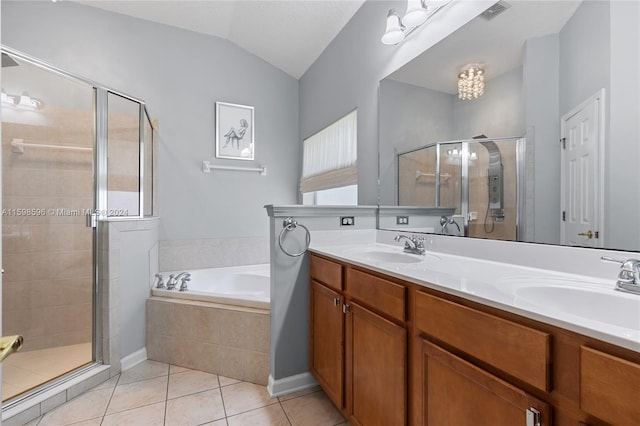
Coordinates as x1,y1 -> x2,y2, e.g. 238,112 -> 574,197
561,91 -> 603,247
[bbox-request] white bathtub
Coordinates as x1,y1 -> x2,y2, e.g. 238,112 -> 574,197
152,264 -> 270,310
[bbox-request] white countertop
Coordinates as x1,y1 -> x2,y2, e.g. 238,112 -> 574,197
310,242 -> 640,353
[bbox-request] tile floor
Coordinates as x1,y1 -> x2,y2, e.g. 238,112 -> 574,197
3,343 -> 93,402
21,360 -> 348,426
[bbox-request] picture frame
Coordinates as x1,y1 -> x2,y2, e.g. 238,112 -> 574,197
215,101 -> 255,160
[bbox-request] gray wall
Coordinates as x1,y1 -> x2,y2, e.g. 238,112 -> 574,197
559,0 -> 610,117
378,79 -> 454,205
452,67 -> 524,140
299,0 -> 495,205
1,0 -> 299,242
607,0 -> 640,250
523,34 -> 560,245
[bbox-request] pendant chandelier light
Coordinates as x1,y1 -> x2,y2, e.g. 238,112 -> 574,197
458,65 -> 485,100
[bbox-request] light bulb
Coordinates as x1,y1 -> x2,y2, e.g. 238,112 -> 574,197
403,0 -> 428,27
381,10 -> 405,45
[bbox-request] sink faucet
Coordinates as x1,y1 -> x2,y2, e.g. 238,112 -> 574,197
167,272 -> 191,290
600,257 -> 640,295
394,234 -> 426,255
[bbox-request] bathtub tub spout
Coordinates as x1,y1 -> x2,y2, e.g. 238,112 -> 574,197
179,276 -> 190,292
167,272 -> 191,290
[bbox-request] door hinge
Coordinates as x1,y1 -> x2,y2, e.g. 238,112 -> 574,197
86,213 -> 98,229
526,407 -> 542,426
562,211 -> 566,222
342,304 -> 350,314
561,137 -> 566,149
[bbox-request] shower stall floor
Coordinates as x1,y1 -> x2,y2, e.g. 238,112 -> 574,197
2,342 -> 92,402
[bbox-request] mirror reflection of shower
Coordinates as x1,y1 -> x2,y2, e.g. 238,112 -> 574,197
473,135 -> 504,233
397,136 -> 525,241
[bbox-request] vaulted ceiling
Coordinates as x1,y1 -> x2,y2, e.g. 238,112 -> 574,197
72,0 -> 367,79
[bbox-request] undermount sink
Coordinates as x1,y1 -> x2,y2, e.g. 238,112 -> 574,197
342,246 -> 439,264
508,279 -> 640,330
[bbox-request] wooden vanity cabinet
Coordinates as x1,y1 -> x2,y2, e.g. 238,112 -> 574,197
580,346 -> 640,425
309,255 -> 344,409
309,254 -> 408,425
422,339 -> 551,426
309,279 -> 344,408
310,253 -> 640,426
346,301 -> 407,426
415,290 -> 552,425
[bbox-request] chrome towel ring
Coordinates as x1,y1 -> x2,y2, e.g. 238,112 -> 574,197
279,217 -> 311,257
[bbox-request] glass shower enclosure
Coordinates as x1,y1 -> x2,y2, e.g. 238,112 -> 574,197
397,136 -> 525,240
1,46 -> 155,404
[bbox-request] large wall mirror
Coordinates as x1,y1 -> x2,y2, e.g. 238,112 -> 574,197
378,0 -> 640,252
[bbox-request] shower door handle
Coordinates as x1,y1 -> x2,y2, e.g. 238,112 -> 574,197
0,335 -> 23,363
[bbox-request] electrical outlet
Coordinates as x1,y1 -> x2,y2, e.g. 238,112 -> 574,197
396,216 -> 409,225
340,216 -> 355,226
469,211 -> 478,221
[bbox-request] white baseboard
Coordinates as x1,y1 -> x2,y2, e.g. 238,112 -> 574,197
120,348 -> 148,371
267,372 -> 319,397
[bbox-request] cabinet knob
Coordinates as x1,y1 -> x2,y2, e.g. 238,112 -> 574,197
342,304 -> 350,314
334,298 -> 340,307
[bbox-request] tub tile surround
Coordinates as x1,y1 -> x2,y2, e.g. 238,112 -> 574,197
159,236 -> 269,272
146,297 -> 270,385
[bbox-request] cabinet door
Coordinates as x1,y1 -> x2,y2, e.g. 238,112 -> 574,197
422,340 -> 551,426
309,279 -> 344,408
347,302 -> 407,426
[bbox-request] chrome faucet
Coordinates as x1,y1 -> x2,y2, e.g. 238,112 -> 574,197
394,234 -> 426,255
601,256 -> 640,295
178,275 -> 190,292
167,272 -> 191,290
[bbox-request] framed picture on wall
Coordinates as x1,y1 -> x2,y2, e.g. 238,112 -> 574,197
215,101 -> 255,160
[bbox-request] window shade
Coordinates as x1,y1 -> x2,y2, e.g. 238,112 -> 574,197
300,109 -> 357,193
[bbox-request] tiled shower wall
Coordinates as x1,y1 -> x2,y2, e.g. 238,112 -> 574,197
2,103 -> 150,353
2,112 -> 94,352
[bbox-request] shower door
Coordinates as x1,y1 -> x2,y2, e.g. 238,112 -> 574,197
397,137 -> 524,239
1,52 -> 96,402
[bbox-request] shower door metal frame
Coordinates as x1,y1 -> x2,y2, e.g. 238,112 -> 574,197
396,136 -> 526,239
0,45 -> 155,409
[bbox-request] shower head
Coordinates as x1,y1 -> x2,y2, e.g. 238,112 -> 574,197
2,53 -> 19,68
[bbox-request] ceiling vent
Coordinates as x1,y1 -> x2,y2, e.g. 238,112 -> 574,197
480,1 -> 511,20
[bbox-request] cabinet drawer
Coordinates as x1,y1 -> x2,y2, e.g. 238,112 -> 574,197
580,346 -> 640,425
415,291 -> 550,391
310,255 -> 343,291
346,269 -> 405,322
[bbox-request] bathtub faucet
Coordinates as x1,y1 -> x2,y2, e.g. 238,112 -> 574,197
167,272 -> 191,290
179,276 -> 190,292
154,273 -> 165,289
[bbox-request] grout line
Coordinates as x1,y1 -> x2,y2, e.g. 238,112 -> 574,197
219,382 -> 229,419
99,373 -> 120,422
279,400 -> 294,426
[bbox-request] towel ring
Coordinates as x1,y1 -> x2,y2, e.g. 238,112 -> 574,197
279,217 -> 311,257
